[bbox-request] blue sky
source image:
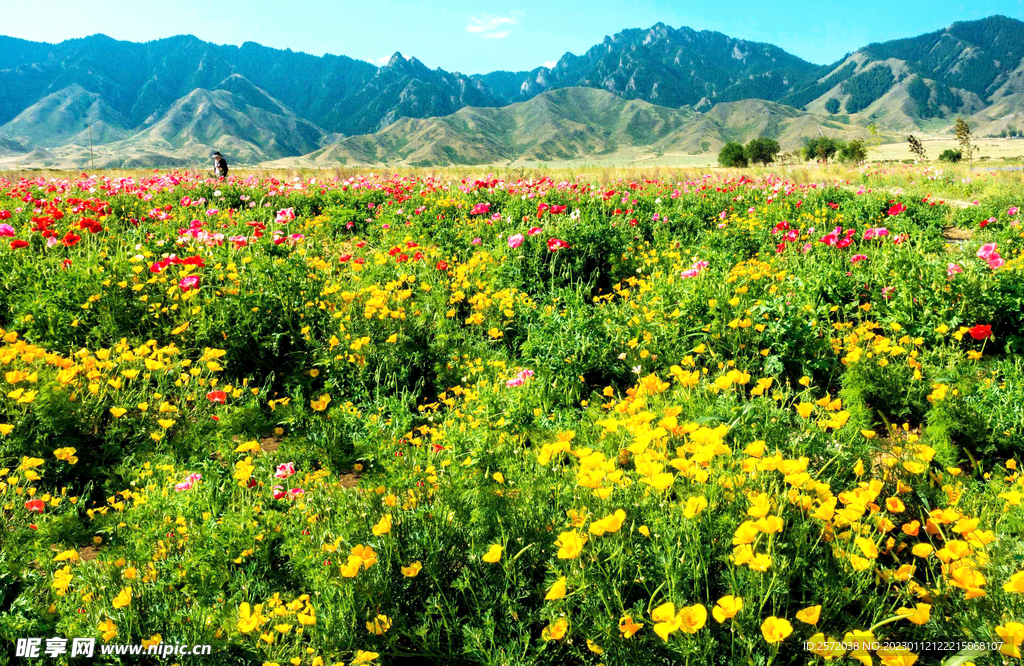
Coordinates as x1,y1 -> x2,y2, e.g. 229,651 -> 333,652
4,0 -> 1023,74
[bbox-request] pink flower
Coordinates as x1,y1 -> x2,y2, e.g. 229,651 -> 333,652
470,202 -> 491,216
288,488 -> 305,498
471,238 -> 482,245
947,263 -> 963,278
275,208 -> 296,224
178,275 -> 200,291
719,210 -> 728,220
850,254 -> 868,263
1009,206 -> 1019,216
205,208 -> 219,217
527,227 -> 543,236
547,238 -> 570,251
882,286 -> 895,300
506,369 -> 534,388
681,259 -> 709,279
862,227 -> 889,240
508,234 -> 524,249
275,462 -> 296,479
174,473 -> 202,492
272,486 -> 287,500
229,235 -> 248,248
977,243 -> 998,260
0,224 -> 14,237
980,217 -> 996,228
888,202 -> 906,216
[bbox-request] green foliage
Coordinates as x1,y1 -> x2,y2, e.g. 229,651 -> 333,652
841,65 -> 894,113
743,137 -> 781,166
717,141 -> 748,167
802,137 -> 841,163
939,148 -> 963,163
838,139 -> 867,164
824,98 -> 841,114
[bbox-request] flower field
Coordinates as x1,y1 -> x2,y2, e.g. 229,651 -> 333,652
0,168 -> 1023,665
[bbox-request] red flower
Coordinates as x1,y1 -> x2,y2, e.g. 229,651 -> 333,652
968,324 -> 992,340
436,260 -> 449,271
207,390 -> 227,404
888,203 -> 907,216
178,275 -> 200,291
25,499 -> 45,513
62,232 -> 81,247
10,240 -> 28,249
547,238 -> 571,252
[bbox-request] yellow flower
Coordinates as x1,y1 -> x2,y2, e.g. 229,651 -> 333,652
618,615 -> 643,638
401,561 -> 422,578
678,604 -> 707,633
1003,571 -> 1024,594
795,605 -> 821,626
482,544 -> 502,563
141,635 -> 162,649
112,587 -> 131,609
311,395 -> 331,411
545,577 -> 567,601
54,447 -> 78,464
911,543 -> 933,558
541,617 -> 568,641
855,537 -> 879,559
371,514 -> 392,536
638,525 -> 651,537
795,402 -> 815,418
896,603 -> 931,625
684,496 -> 708,519
98,618 -> 118,642
996,622 -> 1024,658
109,407 -> 127,418
238,603 -> 265,633
352,650 -> 380,665
588,509 -> 626,536
712,595 -> 743,623
555,531 -> 587,559
53,549 -> 79,562
761,616 -> 793,644
0,424 -> 12,436
365,614 -> 392,635
52,566 -> 73,596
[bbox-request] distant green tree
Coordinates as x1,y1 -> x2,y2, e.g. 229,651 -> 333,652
825,98 -> 841,114
907,134 -> 927,161
955,117 -> 974,168
744,137 -> 781,165
803,137 -> 840,164
839,139 -> 868,164
939,148 -> 963,163
718,142 -> 748,167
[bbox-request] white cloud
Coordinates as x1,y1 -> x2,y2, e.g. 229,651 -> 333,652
376,56 -> 391,65
542,60 -> 557,69
466,12 -> 520,39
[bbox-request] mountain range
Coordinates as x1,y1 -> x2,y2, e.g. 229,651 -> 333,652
1,15 -> 1022,168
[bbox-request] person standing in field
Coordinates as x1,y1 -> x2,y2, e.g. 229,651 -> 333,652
212,151 -> 229,179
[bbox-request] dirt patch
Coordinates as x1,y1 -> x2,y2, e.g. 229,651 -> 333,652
260,436 -> 282,454
79,546 -> 101,562
339,472 -> 360,489
943,227 -> 973,241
